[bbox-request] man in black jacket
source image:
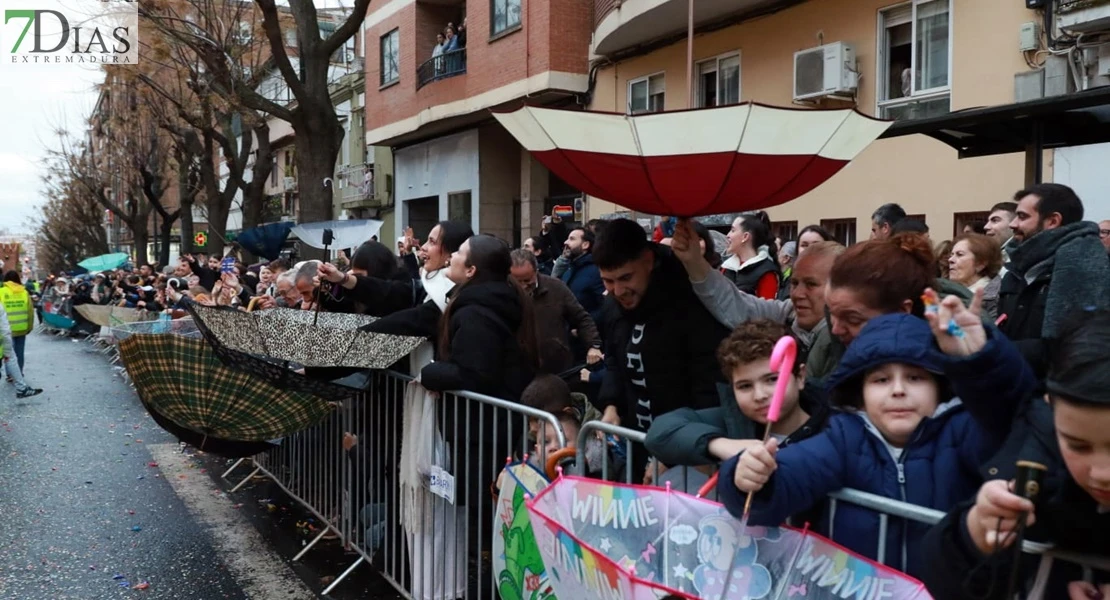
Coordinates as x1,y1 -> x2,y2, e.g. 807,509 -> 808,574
997,184 -> 1110,372
593,219 -> 730,441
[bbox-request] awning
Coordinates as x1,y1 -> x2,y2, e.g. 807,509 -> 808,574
879,86 -> 1110,159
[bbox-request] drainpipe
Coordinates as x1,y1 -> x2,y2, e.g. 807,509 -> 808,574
686,0 -> 694,107
525,0 -> 530,82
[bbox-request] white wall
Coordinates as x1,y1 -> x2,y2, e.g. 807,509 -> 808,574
394,129 -> 480,233
1054,143 -> 1110,221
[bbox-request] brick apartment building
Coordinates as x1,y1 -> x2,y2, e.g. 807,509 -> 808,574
363,0 -> 592,245
585,0 -> 1110,241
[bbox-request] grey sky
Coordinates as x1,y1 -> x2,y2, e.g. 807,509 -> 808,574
0,0 -> 356,235
0,62 -> 102,234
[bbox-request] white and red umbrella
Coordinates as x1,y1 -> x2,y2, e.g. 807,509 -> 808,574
492,103 -> 892,217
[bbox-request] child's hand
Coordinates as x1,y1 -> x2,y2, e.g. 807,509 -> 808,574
1068,581 -> 1110,600
965,479 -> 1035,555
733,438 -> 779,493
923,287 -> 987,356
708,438 -> 762,461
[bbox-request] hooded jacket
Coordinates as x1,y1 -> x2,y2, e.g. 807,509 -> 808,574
644,383 -> 828,467
921,397 -> 1110,599
805,278 -> 976,383
717,314 -> 1034,578
559,252 -> 606,320
420,280 -> 535,402
596,246 -> 731,432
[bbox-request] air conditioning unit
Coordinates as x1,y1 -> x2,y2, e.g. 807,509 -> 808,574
1056,0 -> 1110,33
283,176 -> 297,191
793,42 -> 857,102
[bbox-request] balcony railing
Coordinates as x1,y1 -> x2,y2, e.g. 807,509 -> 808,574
596,0 -> 620,28
416,48 -> 467,90
335,163 -> 375,203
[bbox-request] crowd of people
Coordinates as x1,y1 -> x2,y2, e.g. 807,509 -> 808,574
281,188 -> 1108,597
10,182 -> 1110,597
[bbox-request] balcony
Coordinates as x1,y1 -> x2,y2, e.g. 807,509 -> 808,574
593,0 -> 798,56
335,164 -> 379,208
416,48 -> 467,90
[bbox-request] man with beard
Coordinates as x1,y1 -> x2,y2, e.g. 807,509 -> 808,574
559,227 -> 605,320
999,183 -> 1110,372
592,219 -> 730,482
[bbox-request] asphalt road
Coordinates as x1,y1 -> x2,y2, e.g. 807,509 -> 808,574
0,331 -> 403,600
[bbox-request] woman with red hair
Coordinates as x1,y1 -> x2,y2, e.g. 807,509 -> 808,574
807,233 -> 944,380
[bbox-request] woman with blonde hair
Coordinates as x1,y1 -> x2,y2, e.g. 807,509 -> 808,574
947,233 -> 1003,294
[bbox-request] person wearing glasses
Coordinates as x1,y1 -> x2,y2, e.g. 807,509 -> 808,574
1099,219 -> 1110,256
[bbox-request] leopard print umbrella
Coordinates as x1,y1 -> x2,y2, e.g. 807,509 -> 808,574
187,304 -> 425,369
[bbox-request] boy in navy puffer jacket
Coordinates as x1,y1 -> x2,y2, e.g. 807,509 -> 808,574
718,306 -> 1034,578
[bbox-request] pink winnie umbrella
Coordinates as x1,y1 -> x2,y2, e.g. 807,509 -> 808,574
492,104 -> 892,218
527,475 -> 932,599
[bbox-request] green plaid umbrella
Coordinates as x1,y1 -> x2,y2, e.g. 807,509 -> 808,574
119,333 -> 335,442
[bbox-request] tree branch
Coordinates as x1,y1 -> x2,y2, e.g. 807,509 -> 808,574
254,0 -> 309,106
320,0 -> 372,57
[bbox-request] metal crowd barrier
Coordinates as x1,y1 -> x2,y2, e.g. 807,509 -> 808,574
574,420 -> 1109,599
223,369 -> 566,598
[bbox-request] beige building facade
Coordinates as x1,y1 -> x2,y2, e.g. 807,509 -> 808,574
585,0 -> 1069,242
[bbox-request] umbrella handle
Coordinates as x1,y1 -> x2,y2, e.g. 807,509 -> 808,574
312,244 -> 330,326
696,472 -> 718,498
544,448 -> 578,480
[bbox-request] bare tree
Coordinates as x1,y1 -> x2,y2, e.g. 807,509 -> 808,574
132,0 -> 275,257
37,148 -> 118,272
141,0 -> 371,257
34,178 -> 111,274
49,121 -> 156,267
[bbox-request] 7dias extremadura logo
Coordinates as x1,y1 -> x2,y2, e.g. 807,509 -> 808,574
2,0 -> 138,65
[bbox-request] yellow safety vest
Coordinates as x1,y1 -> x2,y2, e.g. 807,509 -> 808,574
0,283 -> 32,336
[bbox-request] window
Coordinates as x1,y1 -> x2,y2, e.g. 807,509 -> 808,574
953,211 -> 990,237
448,191 -> 472,226
491,0 -> 522,36
696,53 -> 741,108
820,218 -> 857,246
270,155 -> 278,187
380,29 -> 399,86
771,221 -> 798,243
877,0 -> 951,120
628,74 -> 665,115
